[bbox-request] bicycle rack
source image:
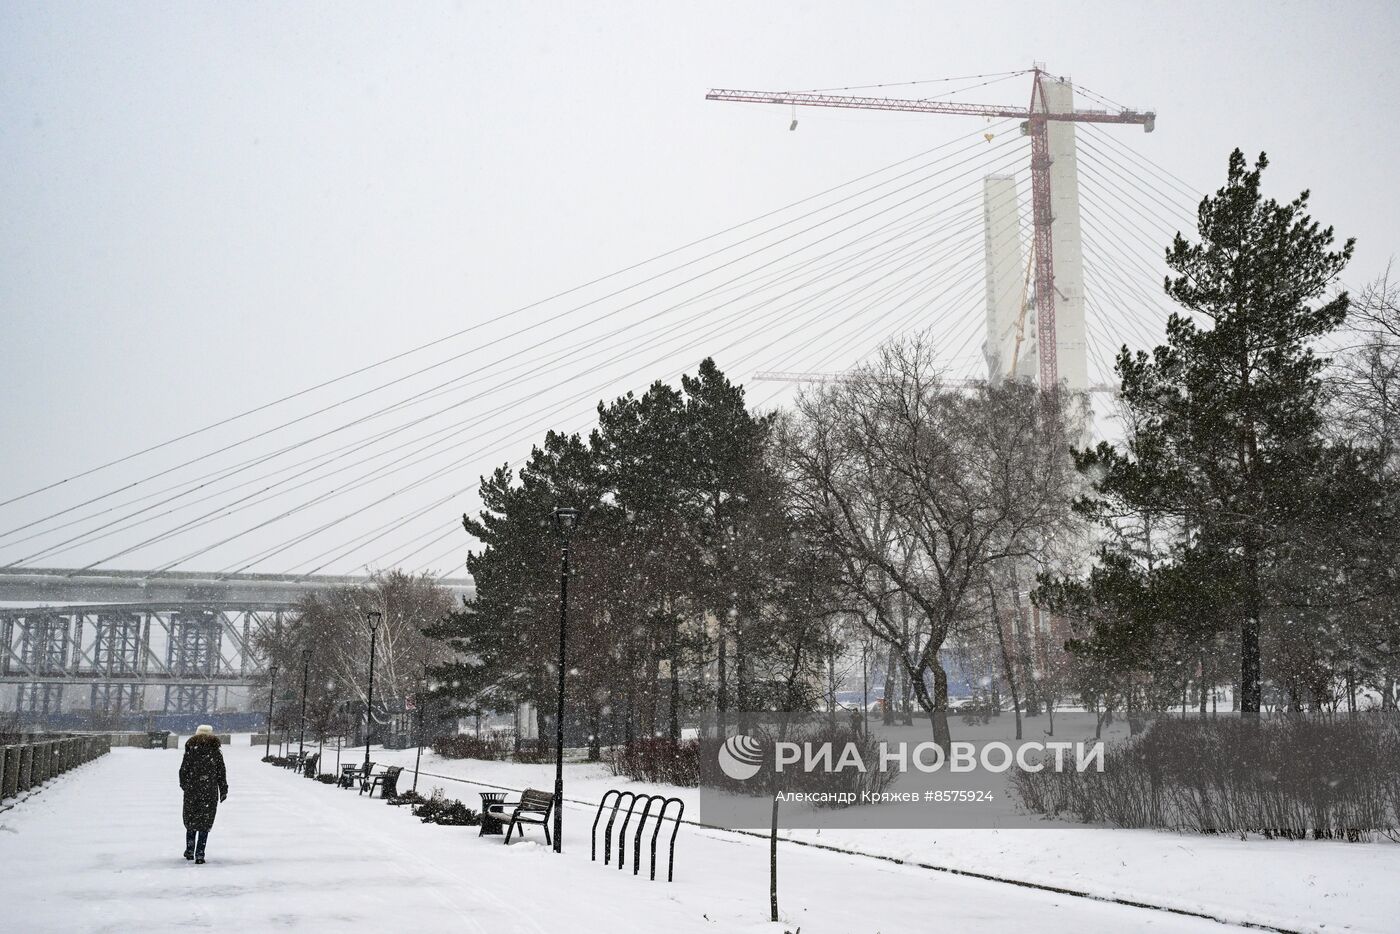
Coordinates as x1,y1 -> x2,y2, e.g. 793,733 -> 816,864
591,788 -> 685,881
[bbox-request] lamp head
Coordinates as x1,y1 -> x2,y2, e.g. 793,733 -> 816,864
366,610 -> 382,632
553,506 -> 579,532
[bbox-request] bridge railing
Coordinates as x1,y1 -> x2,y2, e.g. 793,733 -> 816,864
0,733 -> 110,806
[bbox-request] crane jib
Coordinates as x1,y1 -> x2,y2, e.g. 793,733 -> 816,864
704,89 -> 1154,131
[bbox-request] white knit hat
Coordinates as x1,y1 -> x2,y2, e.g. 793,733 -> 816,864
195,724 -> 214,735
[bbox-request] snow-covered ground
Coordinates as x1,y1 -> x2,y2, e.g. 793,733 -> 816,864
0,743 -> 1350,933
359,739 -> 1400,934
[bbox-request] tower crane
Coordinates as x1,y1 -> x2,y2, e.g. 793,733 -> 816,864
707,66 -> 1155,389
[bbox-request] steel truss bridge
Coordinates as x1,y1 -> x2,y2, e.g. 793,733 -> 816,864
0,568 -> 471,720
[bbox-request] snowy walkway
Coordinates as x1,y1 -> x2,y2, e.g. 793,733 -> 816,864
0,746 -> 1278,933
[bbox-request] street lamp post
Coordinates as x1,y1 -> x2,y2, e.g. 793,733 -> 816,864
364,611 -> 382,771
335,698 -> 346,775
298,648 -> 310,763
264,664 -> 279,760
552,506 -> 578,854
413,662 -> 428,794
319,679 -> 336,780
860,634 -> 869,737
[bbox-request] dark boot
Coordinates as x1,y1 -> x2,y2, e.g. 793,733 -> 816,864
194,830 -> 209,864
184,829 -> 195,860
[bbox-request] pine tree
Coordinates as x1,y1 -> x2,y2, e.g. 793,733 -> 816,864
430,430 -> 608,735
1071,149 -> 1354,713
433,359 -> 816,751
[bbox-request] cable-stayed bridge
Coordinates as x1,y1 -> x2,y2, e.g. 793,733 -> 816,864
0,67 -> 1206,723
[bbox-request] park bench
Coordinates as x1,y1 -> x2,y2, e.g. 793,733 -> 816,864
363,765 -> 402,799
301,753 -> 320,778
484,788 -> 555,845
339,761 -> 373,789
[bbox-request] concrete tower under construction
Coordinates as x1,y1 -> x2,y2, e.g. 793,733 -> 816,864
983,75 -> 1089,393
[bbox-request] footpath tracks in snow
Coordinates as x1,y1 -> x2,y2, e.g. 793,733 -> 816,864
0,748 -> 542,933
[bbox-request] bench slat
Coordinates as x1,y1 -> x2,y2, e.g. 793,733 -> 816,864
517,789 -> 554,811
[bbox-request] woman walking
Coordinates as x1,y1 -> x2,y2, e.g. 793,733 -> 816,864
179,724 -> 228,864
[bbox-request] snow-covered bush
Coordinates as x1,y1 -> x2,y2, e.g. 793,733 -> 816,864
1011,714 -> 1400,840
608,738 -> 699,787
512,741 -> 555,764
431,733 -> 511,761
412,787 -> 448,821
429,801 -> 480,825
410,787 -> 479,825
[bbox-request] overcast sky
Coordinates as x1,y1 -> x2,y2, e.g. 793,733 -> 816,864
2,1 -> 1398,577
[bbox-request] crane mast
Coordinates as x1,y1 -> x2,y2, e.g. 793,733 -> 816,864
707,66 -> 1155,389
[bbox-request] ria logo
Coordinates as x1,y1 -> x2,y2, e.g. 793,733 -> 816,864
717,734 -> 764,781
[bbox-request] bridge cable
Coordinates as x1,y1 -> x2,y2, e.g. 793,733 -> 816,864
8,172 -> 996,566
0,128 -> 1022,548
0,121 -> 1018,512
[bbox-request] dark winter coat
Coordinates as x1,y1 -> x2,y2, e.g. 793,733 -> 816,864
179,734 -> 228,832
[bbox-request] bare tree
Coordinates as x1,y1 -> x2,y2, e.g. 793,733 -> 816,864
1329,270 -> 1400,708
782,337 -> 1081,749
253,570 -> 456,739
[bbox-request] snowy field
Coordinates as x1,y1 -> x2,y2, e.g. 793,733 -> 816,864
2,743 -> 1393,933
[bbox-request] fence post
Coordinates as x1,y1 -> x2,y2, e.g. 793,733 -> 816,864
2,746 -> 17,798
0,747 -> 8,799
18,745 -> 33,792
